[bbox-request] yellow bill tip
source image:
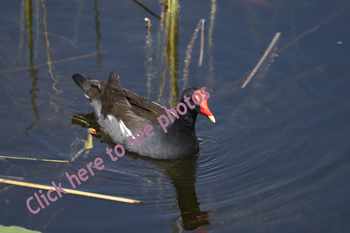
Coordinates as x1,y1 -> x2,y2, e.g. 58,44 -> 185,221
208,115 -> 216,123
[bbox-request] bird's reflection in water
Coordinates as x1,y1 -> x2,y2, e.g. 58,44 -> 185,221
71,113 -> 211,231
161,155 -> 212,231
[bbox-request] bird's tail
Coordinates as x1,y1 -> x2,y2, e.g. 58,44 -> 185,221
72,73 -> 102,100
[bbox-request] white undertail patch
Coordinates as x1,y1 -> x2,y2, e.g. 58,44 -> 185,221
90,100 -> 101,119
107,115 -> 134,139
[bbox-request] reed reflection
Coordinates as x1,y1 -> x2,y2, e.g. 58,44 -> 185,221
25,0 -> 40,134
165,0 -> 180,108
94,0 -> 103,72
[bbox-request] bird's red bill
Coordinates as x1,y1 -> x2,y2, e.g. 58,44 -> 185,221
194,89 -> 215,123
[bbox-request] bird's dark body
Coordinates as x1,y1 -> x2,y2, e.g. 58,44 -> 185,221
72,71 -> 205,159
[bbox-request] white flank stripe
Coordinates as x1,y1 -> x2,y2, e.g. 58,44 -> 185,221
152,101 -> 176,117
151,101 -> 164,108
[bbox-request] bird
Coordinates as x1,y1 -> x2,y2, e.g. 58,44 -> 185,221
72,71 -> 215,160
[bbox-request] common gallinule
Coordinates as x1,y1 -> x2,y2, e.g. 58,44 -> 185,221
72,71 -> 215,159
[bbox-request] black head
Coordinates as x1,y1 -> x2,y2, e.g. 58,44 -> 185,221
179,87 -> 215,123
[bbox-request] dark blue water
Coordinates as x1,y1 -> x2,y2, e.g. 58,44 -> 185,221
1,0 -> 350,232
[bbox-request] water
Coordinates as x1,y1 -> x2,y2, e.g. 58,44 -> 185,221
1,0 -> 350,232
